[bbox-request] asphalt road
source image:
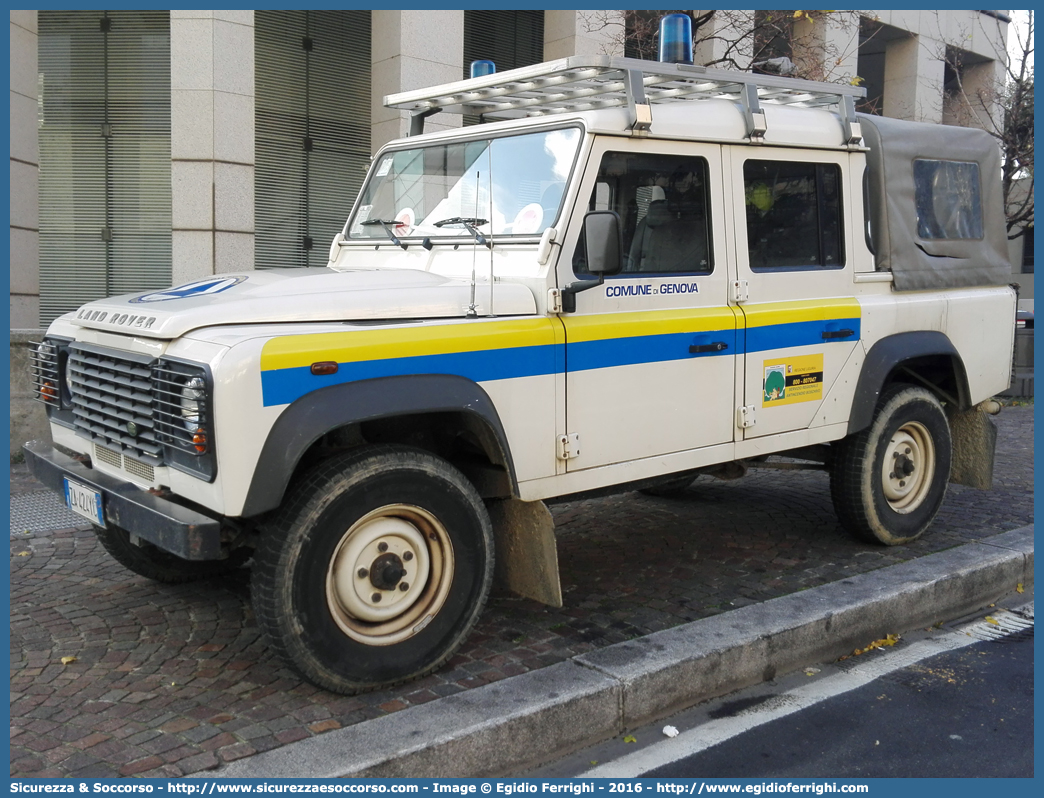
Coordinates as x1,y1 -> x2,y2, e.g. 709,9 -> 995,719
533,600 -> 1034,779
646,637 -> 1033,778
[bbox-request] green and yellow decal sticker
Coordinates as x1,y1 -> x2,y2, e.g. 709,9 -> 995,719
763,354 -> 824,406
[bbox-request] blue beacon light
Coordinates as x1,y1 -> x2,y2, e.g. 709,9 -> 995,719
470,60 -> 496,78
658,13 -> 693,65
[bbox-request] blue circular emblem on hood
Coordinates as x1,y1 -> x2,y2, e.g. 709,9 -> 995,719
131,276 -> 247,303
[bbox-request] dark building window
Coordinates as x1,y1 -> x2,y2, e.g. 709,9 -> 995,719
38,11 -> 172,325
462,10 -> 544,126
463,10 -> 545,77
255,10 -> 371,269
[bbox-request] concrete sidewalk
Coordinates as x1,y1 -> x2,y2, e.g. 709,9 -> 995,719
215,526 -> 1034,778
9,407 -> 1034,778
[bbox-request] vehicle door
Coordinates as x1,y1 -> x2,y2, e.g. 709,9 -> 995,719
556,140 -> 738,471
728,148 -> 862,440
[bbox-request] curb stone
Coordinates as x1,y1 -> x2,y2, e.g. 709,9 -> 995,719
212,525 -> 1033,779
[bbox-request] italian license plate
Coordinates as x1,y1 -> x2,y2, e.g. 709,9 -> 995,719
64,477 -> 104,526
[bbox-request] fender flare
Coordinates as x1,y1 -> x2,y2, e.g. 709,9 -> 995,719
848,331 -> 969,435
241,374 -> 516,516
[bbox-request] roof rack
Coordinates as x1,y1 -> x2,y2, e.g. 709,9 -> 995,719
385,55 -> 866,145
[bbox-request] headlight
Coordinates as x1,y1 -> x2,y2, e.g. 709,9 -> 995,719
180,376 -> 206,429
31,341 -> 59,405
153,359 -> 217,482
30,337 -> 75,428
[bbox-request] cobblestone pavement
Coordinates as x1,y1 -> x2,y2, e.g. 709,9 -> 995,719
10,407 -> 1033,778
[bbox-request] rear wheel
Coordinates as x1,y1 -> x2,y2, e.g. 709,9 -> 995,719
251,445 -> 493,694
831,385 -> 951,545
94,525 -> 248,584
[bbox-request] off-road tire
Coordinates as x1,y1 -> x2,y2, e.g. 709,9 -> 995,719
251,445 -> 494,695
94,525 -> 249,584
831,385 -> 951,545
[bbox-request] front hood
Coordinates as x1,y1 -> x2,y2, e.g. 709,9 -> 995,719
68,268 -> 536,339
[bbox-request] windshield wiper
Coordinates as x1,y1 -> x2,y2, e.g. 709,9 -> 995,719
433,217 -> 492,249
359,218 -> 408,250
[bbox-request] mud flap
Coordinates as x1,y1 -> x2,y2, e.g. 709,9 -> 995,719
486,498 -> 563,607
946,402 -> 999,490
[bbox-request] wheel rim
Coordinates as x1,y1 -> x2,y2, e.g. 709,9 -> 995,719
326,504 -> 454,646
881,421 -> 935,514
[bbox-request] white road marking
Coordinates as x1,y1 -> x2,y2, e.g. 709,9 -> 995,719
581,605 -> 1033,778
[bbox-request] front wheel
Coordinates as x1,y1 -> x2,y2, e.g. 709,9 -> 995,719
251,446 -> 494,694
830,385 -> 952,545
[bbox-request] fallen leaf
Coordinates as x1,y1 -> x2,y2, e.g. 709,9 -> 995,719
804,667 -> 820,676
15,551 -> 30,557
623,735 -> 637,744
60,656 -> 77,665
590,761 -> 598,766
663,725 -> 679,738
1016,583 -> 1024,594
985,616 -> 999,626
851,634 -> 900,656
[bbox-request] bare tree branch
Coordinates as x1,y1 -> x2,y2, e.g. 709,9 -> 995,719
940,11 -> 1034,239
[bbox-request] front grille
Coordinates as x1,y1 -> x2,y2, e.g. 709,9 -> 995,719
93,442 -> 122,468
91,442 -> 157,482
68,344 -> 162,462
124,455 -> 157,482
29,341 -> 61,408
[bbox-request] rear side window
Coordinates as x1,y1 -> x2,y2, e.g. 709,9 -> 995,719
743,160 -> 843,270
913,159 -> 984,240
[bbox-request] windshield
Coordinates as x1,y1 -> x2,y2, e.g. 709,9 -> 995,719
348,127 -> 581,242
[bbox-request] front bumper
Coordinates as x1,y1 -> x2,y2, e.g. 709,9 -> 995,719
22,440 -> 223,560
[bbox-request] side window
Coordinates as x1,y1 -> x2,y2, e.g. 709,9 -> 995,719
744,160 -> 843,270
574,152 -> 712,276
913,159 -> 984,240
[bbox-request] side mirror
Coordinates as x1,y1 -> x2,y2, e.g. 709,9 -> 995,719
560,211 -> 624,312
583,210 -> 624,276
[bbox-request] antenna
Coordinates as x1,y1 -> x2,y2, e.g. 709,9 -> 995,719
487,146 -> 494,316
467,171 -> 479,318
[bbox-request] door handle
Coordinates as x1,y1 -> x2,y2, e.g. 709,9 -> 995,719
689,342 -> 729,354
821,329 -> 855,339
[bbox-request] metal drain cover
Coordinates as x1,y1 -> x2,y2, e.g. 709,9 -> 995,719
10,491 -> 90,537
961,606 -> 1034,643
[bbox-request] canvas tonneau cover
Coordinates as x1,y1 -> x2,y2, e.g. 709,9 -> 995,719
859,113 -> 1010,291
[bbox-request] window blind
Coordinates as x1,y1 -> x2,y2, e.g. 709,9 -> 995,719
255,10 -> 372,270
38,10 -> 172,326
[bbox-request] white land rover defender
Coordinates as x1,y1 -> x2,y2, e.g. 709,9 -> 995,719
25,56 -> 1016,695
